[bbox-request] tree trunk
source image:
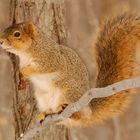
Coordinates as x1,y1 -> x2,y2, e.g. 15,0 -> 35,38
0,0 -> 68,140
0,50 -> 15,140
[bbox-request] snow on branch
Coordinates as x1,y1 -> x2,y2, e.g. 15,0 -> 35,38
20,76 -> 140,140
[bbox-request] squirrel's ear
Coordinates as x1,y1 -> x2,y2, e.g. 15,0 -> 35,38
24,23 -> 37,39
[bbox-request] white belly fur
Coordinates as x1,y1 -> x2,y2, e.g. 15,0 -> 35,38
6,48 -> 32,68
29,73 -> 62,113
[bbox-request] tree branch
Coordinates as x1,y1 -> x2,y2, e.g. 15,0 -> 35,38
20,76 -> 140,140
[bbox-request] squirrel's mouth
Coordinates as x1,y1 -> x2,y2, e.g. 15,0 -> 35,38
0,44 -> 11,50
0,38 -> 12,50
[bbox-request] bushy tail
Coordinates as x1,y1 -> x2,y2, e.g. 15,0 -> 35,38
90,13 -> 140,123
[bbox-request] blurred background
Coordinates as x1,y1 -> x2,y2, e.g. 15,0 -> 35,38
65,1 -> 140,140
0,0 -> 140,140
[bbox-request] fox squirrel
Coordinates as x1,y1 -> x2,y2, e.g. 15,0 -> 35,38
0,13 -> 139,127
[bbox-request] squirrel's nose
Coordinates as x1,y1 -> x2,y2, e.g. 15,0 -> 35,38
0,38 -> 4,46
0,41 -> 3,45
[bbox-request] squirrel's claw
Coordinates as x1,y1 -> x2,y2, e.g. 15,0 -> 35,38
36,112 -> 47,123
37,104 -> 68,123
56,104 -> 68,114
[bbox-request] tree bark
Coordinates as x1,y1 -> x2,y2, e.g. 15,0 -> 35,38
0,50 -> 15,140
0,0 -> 68,140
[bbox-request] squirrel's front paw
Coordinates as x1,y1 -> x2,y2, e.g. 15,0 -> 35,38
36,112 -> 47,123
56,104 -> 68,114
37,104 -> 68,123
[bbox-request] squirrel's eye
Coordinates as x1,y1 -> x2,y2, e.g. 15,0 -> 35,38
13,31 -> 21,38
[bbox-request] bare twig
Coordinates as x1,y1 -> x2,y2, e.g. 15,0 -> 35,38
23,103 -> 36,132
20,76 -> 140,140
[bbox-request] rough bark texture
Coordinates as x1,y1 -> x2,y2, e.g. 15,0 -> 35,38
0,0 -> 68,140
14,0 -> 68,140
0,50 -> 15,140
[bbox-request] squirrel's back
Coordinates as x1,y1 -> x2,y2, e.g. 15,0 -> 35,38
90,13 -> 140,124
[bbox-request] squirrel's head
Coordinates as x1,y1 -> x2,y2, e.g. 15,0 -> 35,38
0,23 -> 37,51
